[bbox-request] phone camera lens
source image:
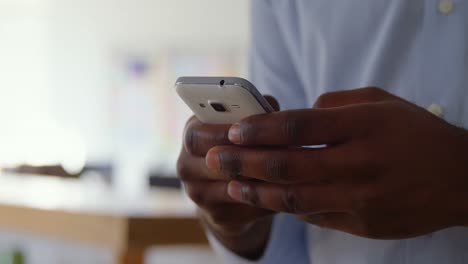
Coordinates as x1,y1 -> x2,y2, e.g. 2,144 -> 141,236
210,102 -> 227,112
219,80 -> 225,87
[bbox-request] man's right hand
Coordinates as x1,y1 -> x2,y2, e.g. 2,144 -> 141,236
177,96 -> 279,259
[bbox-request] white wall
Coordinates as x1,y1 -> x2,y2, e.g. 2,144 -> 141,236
0,0 -> 249,166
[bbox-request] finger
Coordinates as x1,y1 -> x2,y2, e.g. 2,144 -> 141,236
183,94 -> 278,156
227,181 -> 354,214
184,180 -> 234,205
184,181 -> 273,227
206,145 -> 360,184
179,149 -> 257,181
177,149 -> 225,181
228,106 -> 369,146
184,116 -> 232,156
203,203 -> 273,228
264,95 -> 280,111
313,87 -> 394,108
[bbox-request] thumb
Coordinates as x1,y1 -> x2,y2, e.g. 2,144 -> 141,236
264,95 -> 280,111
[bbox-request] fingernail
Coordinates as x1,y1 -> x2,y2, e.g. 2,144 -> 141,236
228,123 -> 241,144
205,151 -> 220,170
227,181 -> 244,201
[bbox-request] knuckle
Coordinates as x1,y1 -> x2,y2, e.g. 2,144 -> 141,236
354,162 -> 379,184
237,117 -> 256,144
353,104 -> 382,130
357,214 -> 393,239
176,155 -> 192,181
359,220 -> 380,238
366,107 -> 383,124
352,188 -> 379,214
281,186 -> 303,213
183,123 -> 200,155
308,151 -> 329,183
218,149 -> 243,179
314,91 -> 336,107
264,95 -> 280,111
281,112 -> 301,144
241,185 -> 261,206
352,145 -> 375,170
360,87 -> 387,101
186,186 -> 206,205
264,153 -> 289,182
209,211 -> 233,226
214,129 -> 230,144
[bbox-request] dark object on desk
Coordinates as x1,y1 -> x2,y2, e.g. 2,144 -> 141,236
82,163 -> 113,183
6,163 -> 181,189
4,163 -> 113,182
148,173 -> 181,189
3,165 -> 79,178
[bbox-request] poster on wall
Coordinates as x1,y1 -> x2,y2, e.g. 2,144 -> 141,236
112,50 -> 246,179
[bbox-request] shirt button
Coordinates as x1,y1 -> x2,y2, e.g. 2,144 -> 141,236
427,103 -> 444,118
438,0 -> 454,15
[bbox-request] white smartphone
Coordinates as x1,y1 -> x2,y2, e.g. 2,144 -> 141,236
175,77 -> 274,124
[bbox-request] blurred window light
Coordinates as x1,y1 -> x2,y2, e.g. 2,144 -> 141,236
0,115 -> 87,174
0,0 -> 248,180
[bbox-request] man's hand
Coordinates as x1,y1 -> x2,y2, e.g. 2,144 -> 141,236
177,96 -> 279,259
206,87 -> 468,239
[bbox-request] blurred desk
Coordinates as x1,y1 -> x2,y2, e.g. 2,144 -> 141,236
0,172 -> 208,264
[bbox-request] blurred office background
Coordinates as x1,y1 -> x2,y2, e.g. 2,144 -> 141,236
0,0 -> 249,263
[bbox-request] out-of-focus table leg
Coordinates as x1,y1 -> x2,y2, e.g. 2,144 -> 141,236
118,247 -> 145,264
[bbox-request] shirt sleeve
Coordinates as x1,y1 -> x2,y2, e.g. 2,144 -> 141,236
249,0 -> 308,110
207,213 -> 309,264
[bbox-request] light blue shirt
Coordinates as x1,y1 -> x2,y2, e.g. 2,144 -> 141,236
209,0 -> 468,263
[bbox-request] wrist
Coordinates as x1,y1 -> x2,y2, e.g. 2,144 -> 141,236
461,130 -> 468,226
200,210 -> 273,260
457,130 -> 468,227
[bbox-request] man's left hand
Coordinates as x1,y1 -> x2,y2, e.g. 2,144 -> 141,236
205,87 -> 468,239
